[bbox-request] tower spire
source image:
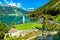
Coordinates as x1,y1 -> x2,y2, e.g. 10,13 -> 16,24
23,15 -> 25,24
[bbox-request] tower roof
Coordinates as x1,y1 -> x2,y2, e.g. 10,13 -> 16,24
9,28 -> 17,33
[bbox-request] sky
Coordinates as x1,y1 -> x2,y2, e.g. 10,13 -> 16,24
0,0 -> 51,10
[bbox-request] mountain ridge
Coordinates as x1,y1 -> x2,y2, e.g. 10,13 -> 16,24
0,4 -> 30,16
28,0 -> 60,19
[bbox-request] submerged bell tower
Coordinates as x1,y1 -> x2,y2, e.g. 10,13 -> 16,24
23,15 -> 25,24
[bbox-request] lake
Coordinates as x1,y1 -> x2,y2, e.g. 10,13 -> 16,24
0,15 -> 31,25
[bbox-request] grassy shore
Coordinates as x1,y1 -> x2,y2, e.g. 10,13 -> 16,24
54,15 -> 60,22
15,23 -> 42,30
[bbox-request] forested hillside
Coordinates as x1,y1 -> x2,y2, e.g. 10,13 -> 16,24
28,0 -> 60,19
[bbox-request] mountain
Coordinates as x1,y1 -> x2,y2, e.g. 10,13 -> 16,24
35,0 -> 60,12
28,0 -> 60,19
0,4 -> 31,24
0,4 -> 30,16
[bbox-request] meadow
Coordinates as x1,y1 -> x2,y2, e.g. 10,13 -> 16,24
15,23 -> 42,30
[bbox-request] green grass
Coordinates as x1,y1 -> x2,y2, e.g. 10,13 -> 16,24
6,36 -> 18,40
15,23 -> 42,30
54,15 -> 60,22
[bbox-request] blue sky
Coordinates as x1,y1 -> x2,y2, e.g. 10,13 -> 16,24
0,0 -> 50,10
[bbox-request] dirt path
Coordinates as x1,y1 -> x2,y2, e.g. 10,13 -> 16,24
27,34 -> 42,40
27,31 -> 58,40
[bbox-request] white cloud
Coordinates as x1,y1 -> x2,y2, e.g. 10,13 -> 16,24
28,8 -> 34,9
4,0 -> 6,1
0,2 -> 2,4
4,0 -> 22,8
4,0 -> 9,4
17,3 -> 21,6
9,3 -> 16,6
22,7 -> 26,10
0,0 -> 34,11
17,3 -> 22,7
8,3 -> 22,8
27,8 -> 34,11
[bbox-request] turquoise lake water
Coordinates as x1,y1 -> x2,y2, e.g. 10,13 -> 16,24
0,16 -> 31,25
0,0 -> 51,25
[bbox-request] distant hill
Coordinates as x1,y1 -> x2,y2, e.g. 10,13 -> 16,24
28,0 -> 60,19
0,4 -> 31,24
35,0 -> 60,13
0,4 -> 30,16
